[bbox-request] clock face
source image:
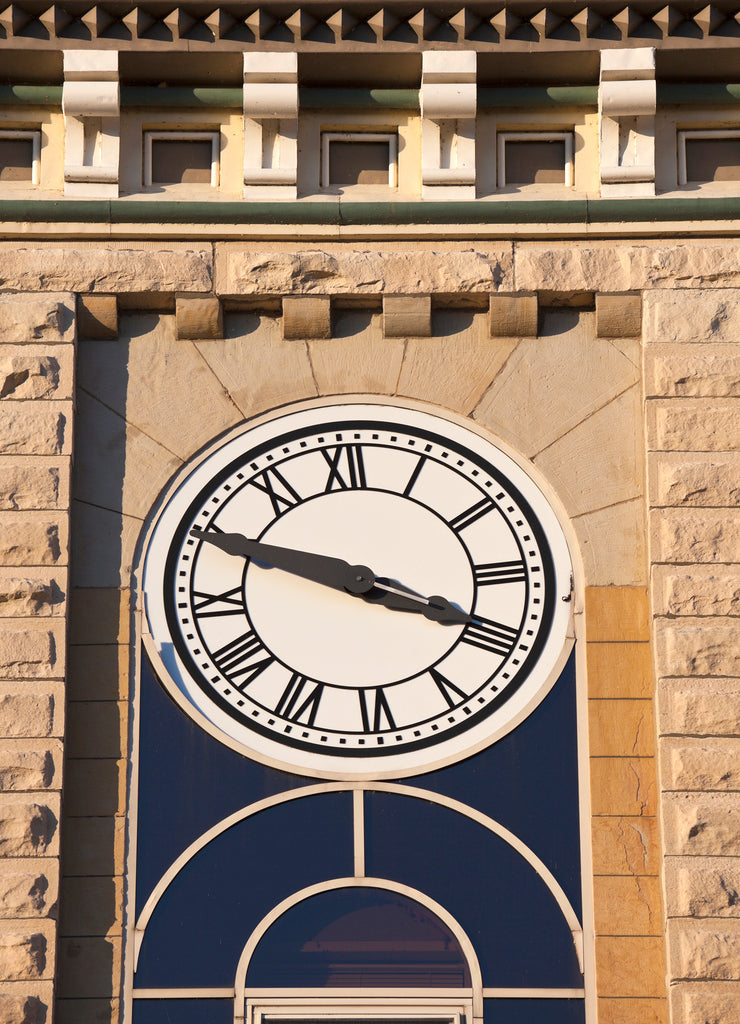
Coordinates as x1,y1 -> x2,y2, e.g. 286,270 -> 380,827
142,401 -> 574,779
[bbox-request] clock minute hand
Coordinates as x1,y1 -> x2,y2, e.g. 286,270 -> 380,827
189,528 -> 375,595
367,578 -> 471,626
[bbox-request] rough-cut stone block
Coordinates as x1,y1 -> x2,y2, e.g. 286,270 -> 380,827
596,997 -> 668,1024
668,857 -> 740,918
70,589 -> 129,646
0,407 -> 67,456
0,517 -> 64,567
592,816 -> 661,876
383,295 -> 431,338
587,643 -> 652,699
0,927 -> 50,981
0,463 -> 65,512
0,743 -> 58,792
534,385 -> 643,517
283,296 -> 331,340
594,875 -> 662,936
649,453 -> 740,507
590,757 -> 657,816
596,294 -> 642,338
0,354 -> 64,401
217,245 -> 514,297
0,294 -> 73,344
661,737 -> 740,791
595,935 -> 666,997
0,797 -> 57,857
585,587 -> 650,642
646,343 -> 740,397
651,508 -> 740,564
670,919 -> 740,980
676,984 -> 740,1024
0,575 -> 62,617
60,877 -> 123,937
57,936 -> 121,998
589,700 -> 654,757
67,646 -> 128,703
61,816 -> 125,877
310,312 -> 404,397
0,992 -> 48,1024
489,292 -> 537,337
66,702 -> 126,760
653,565 -> 740,617
176,296 -> 223,341
0,247 -> 212,293
63,760 -> 125,817
575,499 -> 648,588
656,619 -> 740,677
77,295 -> 118,341
659,679 -> 740,737
0,623 -> 64,679
0,693 -> 54,739
645,287 -> 740,343
663,793 -> 740,856
0,868 -> 55,918
647,399 -> 739,451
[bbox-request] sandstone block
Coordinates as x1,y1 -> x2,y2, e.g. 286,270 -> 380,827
645,287 -> 740,343
67,646 -> 129,703
0,517 -> 64,567
649,453 -> 740,507
0,992 -> 48,1024
647,399 -> 739,451
593,875 -> 662,935
283,296 -> 331,340
0,354 -> 65,401
0,743 -> 58,792
0,463 -> 65,512
383,295 -> 431,338
310,312 -> 404,397
0,797 -> 58,857
670,919 -> 740,980
585,587 -> 650,642
596,294 -> 642,338
489,292 -> 537,338
596,997 -> 668,1024
0,869 -> 54,918
0,623 -> 64,679
57,936 -> 121,998
587,643 -> 652,699
0,247 -> 212,293
0,575 -> 63,617
176,296 -> 223,341
0,694 -> 54,739
0,407 -> 67,456
77,295 -> 118,341
589,700 -> 654,757
0,929 -> 48,981
661,737 -> 740,791
575,499 -> 648,587
592,816 -> 661,876
646,343 -> 740,397
675,982 -> 740,1024
61,816 -> 125,877
667,857 -> 740,917
217,245 -> 514,297
70,589 -> 129,646
63,760 -> 125,817
663,793 -> 740,856
653,565 -> 740,617
590,757 -> 657,816
595,935 -> 666,997
66,702 -> 126,760
659,679 -> 740,737
651,508 -> 740,564
60,877 -> 123,937
656,619 -> 740,677
0,294 -> 73,344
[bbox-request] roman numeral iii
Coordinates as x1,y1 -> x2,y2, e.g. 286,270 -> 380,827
474,560 -> 527,586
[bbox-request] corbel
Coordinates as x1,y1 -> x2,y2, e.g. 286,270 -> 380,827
599,48 -> 656,198
489,293 -> 538,339
176,297 -> 224,340
77,295 -> 118,340
383,295 -> 432,338
243,52 -> 298,200
62,50 -> 119,198
420,51 -> 477,200
595,293 -> 642,338
283,296 -> 331,340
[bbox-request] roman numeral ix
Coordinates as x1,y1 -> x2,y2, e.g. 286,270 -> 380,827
192,586 -> 245,618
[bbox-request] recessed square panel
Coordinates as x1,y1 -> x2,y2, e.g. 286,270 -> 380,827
145,132 -> 219,187
497,133 -> 573,188
0,131 -> 40,184
680,130 -> 740,184
322,133 -> 397,188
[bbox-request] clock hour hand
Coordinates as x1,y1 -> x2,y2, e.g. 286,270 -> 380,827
189,529 -> 376,595
366,578 -> 471,625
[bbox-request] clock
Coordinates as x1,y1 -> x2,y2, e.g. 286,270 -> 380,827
141,399 -> 574,779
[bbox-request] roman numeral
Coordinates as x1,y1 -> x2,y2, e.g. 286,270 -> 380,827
403,455 -> 426,497
358,687 -> 396,732
250,467 -> 301,517
322,444 -> 367,491
192,586 -> 245,618
212,631 -> 274,688
430,668 -> 468,708
275,674 -> 324,726
449,497 -> 495,532
461,616 -> 519,657
474,560 -> 527,586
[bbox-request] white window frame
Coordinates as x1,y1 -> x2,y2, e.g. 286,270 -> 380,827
497,131 -> 574,189
143,130 -> 220,188
0,129 -> 41,185
245,993 -> 474,1024
321,132 -> 398,189
677,128 -> 740,186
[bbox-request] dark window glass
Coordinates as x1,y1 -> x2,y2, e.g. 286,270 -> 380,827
685,137 -> 740,182
483,998 -> 585,1024
329,141 -> 390,185
150,138 -> 213,184
0,138 -> 33,180
133,998 -> 232,1024
247,887 -> 471,988
504,140 -> 566,184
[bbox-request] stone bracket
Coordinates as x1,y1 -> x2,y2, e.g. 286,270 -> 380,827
77,295 -> 119,340
383,295 -> 432,338
489,293 -> 538,338
176,297 -> 224,340
243,52 -> 298,200
596,293 -> 642,338
62,50 -> 120,199
420,51 -> 476,200
599,48 -> 656,198
282,296 -> 331,340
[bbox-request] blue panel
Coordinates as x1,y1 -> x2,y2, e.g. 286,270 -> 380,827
365,793 -> 582,988
132,999 -> 232,1024
136,656 -> 310,915
135,791 -> 353,988
483,998 -> 585,1024
412,652 -> 582,916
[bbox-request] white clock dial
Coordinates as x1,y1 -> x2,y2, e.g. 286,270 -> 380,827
142,401 -> 574,779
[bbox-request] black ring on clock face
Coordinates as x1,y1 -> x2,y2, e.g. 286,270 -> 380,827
158,417 -> 558,759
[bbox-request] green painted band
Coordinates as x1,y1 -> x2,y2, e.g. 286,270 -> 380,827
478,86 -> 598,107
657,83 -> 740,104
0,85 -> 63,105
